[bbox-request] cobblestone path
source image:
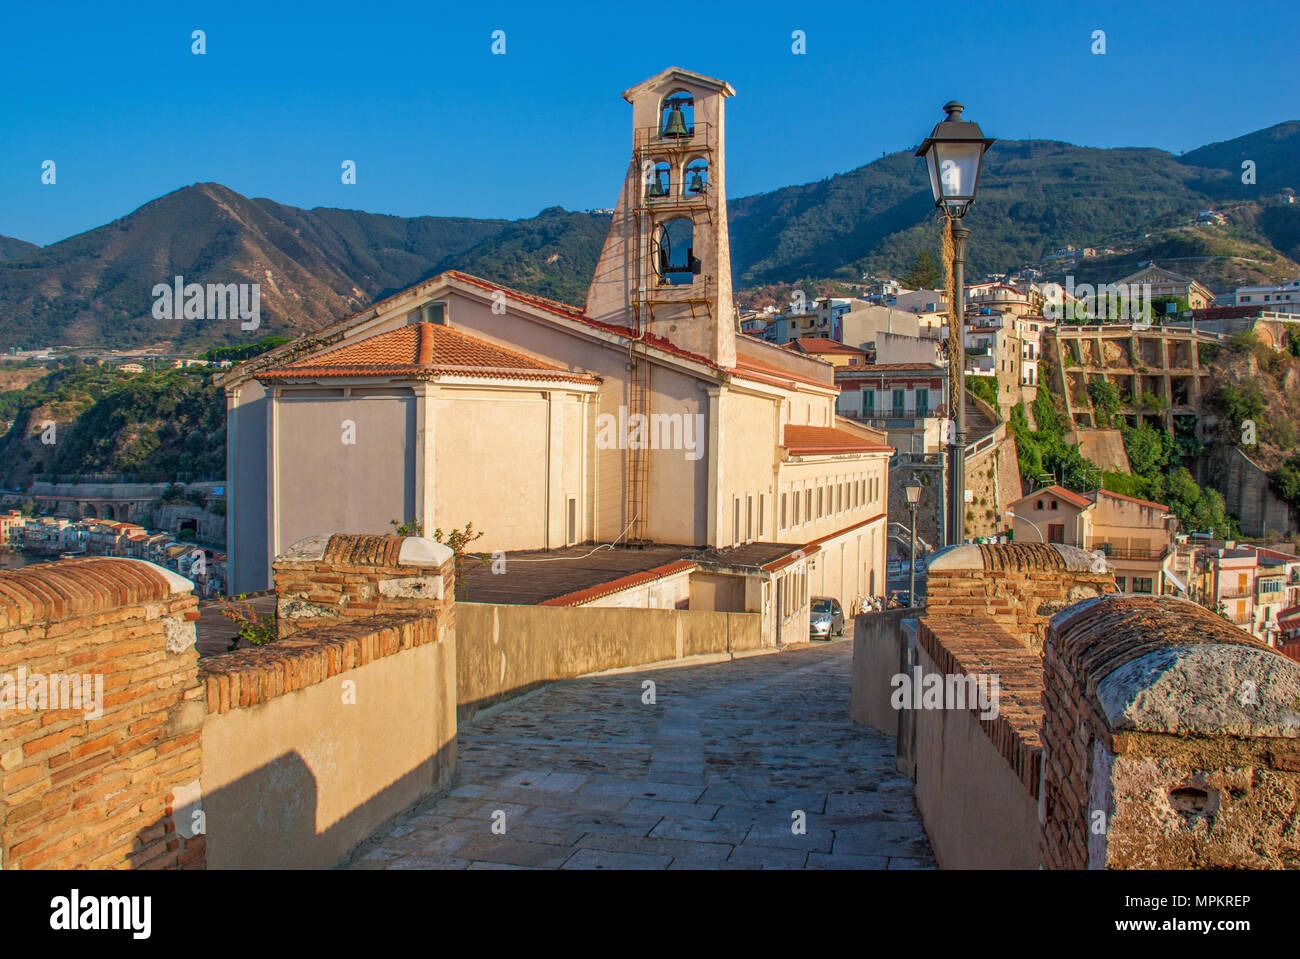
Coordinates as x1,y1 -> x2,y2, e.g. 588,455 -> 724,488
346,636 -> 935,870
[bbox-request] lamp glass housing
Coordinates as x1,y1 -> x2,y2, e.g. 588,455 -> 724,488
905,484 -> 922,506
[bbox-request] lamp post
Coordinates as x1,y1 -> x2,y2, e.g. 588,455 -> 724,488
917,101 -> 994,547
1004,507 -> 1043,542
906,481 -> 921,607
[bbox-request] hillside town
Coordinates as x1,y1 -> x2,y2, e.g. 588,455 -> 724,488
2,30 -> 1299,908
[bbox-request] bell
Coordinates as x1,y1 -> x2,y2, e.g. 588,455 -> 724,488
649,174 -> 668,197
661,107 -> 688,138
688,171 -> 705,194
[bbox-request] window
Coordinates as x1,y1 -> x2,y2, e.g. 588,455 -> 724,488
655,218 -> 699,286
862,390 -> 874,414
916,389 -> 929,416
659,89 -> 695,138
746,495 -> 753,542
1132,577 -> 1154,594
837,483 -> 843,513
781,493 -> 788,530
421,301 -> 447,325
805,489 -> 812,522
683,157 -> 709,195
1050,500 -> 1059,511
1035,499 -> 1043,510
1047,523 -> 1065,544
817,487 -> 824,518
733,497 -> 741,544
892,389 -> 905,416
1115,576 -> 1128,592
758,495 -> 765,537
566,496 -> 577,546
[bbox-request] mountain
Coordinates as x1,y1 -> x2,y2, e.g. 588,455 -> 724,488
1178,120 -> 1300,195
1,122 -> 1297,351
729,125 -> 1300,287
0,235 -> 39,260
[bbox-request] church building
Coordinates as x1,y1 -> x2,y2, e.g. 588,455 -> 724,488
222,68 -> 893,644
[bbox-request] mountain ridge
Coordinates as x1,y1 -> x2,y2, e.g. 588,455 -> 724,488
1,121 -> 1297,351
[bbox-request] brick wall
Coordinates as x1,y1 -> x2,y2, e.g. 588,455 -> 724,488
0,557 -> 205,870
918,616 -> 1045,799
202,533 -> 458,868
1041,594 -> 1300,869
925,543 -> 1116,653
273,533 -> 454,638
2,534 -> 459,870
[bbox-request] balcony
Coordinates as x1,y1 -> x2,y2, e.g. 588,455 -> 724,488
1089,542 -> 1167,561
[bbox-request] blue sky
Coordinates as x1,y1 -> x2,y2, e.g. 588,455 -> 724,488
2,0 -> 1297,246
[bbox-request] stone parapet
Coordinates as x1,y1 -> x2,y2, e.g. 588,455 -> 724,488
1041,594 -> 1300,869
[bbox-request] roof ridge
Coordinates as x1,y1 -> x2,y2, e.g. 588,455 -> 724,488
417,321 -> 434,366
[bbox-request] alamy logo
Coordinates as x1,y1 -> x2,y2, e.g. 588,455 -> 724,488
890,665 -> 1000,720
50,890 -> 151,939
1042,278 -> 1152,326
0,667 -> 103,719
595,406 -> 706,461
152,275 -> 260,330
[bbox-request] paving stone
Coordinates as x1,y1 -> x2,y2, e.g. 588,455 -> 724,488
501,771 -> 590,792
516,806 -> 664,836
806,851 -> 890,869
453,836 -> 573,868
575,831 -> 733,862
726,844 -> 808,868
622,797 -> 719,820
742,824 -> 834,853
561,848 -> 671,870
349,641 -> 935,871
385,854 -> 471,870
650,818 -> 751,845
580,778 -> 705,803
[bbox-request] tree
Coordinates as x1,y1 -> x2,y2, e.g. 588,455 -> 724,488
1086,379 -> 1121,427
1121,422 -> 1170,476
903,249 -> 942,290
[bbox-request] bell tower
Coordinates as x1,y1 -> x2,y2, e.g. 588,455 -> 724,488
586,67 -> 736,369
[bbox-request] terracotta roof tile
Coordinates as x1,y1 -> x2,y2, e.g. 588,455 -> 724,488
782,425 -> 893,456
787,338 -> 867,355
257,322 -> 599,384
1089,489 -> 1171,514
1018,485 -> 1092,510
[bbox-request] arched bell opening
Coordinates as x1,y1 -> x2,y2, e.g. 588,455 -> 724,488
683,157 -> 709,196
659,90 -> 694,139
654,218 -> 700,286
646,161 -> 672,200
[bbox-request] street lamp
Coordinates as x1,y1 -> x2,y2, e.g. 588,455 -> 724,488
905,481 -> 922,607
917,101 -> 994,547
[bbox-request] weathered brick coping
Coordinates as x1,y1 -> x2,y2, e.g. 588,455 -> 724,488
198,611 -> 442,714
1049,594 -> 1300,739
276,533 -> 453,568
918,615 -> 1045,799
927,543 -> 1101,573
0,556 -> 192,628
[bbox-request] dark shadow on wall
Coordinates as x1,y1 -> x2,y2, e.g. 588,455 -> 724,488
129,741 -> 455,870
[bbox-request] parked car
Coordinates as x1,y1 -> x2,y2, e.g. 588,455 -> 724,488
810,596 -> 845,640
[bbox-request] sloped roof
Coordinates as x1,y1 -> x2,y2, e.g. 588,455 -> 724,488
1015,485 -> 1093,510
622,67 -> 735,102
1087,488 -> 1171,514
786,338 -> 868,356
256,322 -> 599,385
782,425 -> 893,456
